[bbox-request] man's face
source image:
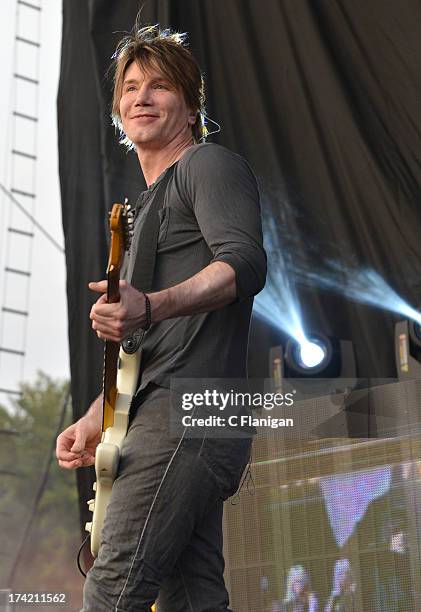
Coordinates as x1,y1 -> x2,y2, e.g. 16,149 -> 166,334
119,61 -> 194,149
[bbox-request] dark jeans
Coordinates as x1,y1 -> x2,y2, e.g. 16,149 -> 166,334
82,385 -> 251,612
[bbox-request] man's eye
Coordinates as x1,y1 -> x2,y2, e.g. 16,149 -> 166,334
154,83 -> 167,90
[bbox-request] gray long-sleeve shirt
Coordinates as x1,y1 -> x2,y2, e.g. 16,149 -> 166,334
125,143 -> 266,391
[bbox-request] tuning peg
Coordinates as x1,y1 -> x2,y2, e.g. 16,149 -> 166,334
85,521 -> 92,533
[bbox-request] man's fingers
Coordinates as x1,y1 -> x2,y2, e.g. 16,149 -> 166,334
80,455 -> 95,467
90,296 -> 124,320
95,329 -> 124,342
91,302 -> 119,319
91,313 -> 113,325
57,449 -> 81,462
89,279 -> 141,342
95,294 -> 108,305
58,448 -> 96,469
56,431 -> 78,459
91,316 -> 126,341
71,431 -> 87,454
91,313 -> 125,331
89,280 -> 108,293
57,416 -> 100,470
58,458 -> 83,470
92,318 -> 127,341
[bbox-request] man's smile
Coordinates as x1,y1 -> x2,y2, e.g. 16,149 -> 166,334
130,113 -> 160,120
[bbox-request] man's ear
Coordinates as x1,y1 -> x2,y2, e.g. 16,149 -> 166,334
188,111 -> 197,125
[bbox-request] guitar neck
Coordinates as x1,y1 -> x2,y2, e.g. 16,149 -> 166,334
107,265 -> 120,304
99,201 -> 132,432
102,266 -> 121,431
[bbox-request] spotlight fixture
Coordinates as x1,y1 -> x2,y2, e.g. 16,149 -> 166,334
269,333 -> 359,437
285,333 -> 332,375
269,332 -> 356,388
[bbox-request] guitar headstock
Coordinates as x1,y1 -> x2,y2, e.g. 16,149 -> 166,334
107,202 -> 134,274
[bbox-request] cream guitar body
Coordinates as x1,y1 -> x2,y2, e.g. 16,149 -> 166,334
85,346 -> 141,557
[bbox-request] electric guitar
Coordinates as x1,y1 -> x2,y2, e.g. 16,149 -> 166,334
84,203 -> 142,558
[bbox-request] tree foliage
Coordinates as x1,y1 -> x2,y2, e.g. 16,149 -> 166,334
0,372 -> 84,608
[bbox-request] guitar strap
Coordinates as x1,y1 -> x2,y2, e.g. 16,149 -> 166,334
122,163 -> 175,353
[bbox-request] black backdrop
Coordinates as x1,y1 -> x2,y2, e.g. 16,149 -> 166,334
58,0 -> 421,535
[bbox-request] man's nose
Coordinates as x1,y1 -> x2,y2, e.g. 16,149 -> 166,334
134,84 -> 152,105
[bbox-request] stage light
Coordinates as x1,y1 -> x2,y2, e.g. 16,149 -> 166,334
285,333 -> 333,376
300,340 -> 327,368
269,332 -> 356,387
292,265 -> 421,327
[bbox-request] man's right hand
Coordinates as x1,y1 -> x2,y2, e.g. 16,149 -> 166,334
56,414 -> 102,470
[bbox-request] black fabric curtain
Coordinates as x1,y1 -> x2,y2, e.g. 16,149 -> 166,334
58,0 -> 421,535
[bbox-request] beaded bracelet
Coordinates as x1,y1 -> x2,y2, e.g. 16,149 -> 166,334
142,292 -> 152,331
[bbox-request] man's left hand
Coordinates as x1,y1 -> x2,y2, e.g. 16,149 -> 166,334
89,279 -> 147,342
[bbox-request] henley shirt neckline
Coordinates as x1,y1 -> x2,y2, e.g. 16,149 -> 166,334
135,144 -> 204,210
135,161 -> 178,211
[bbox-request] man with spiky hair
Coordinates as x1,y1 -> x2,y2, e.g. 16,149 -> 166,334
57,23 -> 266,612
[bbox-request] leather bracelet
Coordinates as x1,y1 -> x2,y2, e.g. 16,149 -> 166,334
142,292 -> 152,331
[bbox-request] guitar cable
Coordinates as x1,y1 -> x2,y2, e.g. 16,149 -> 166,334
77,534 -> 90,578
